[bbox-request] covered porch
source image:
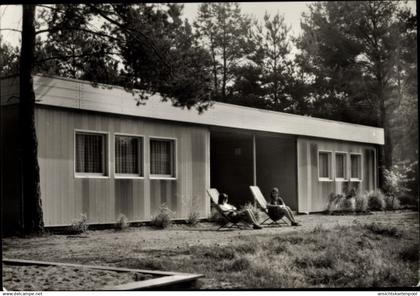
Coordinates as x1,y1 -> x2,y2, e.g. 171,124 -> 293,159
210,127 -> 298,210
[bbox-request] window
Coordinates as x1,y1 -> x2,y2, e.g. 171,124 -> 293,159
318,151 -> 332,181
335,152 -> 347,180
150,138 -> 176,178
75,131 -> 108,176
350,154 -> 362,181
115,135 -> 143,177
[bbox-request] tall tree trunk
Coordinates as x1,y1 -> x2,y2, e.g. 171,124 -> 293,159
19,4 -> 44,234
377,79 -> 393,189
222,45 -> 227,99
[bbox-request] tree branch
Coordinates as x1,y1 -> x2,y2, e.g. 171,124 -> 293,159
34,50 -> 119,64
0,28 -> 22,33
35,26 -> 122,43
87,4 -> 173,75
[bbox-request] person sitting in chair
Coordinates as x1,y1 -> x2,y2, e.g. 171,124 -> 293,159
268,187 -> 301,226
218,193 -> 262,229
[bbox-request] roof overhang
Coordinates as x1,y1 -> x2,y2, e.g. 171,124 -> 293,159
1,75 -> 385,145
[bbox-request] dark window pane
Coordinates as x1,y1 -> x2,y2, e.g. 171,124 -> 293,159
76,133 -> 105,174
319,152 -> 330,178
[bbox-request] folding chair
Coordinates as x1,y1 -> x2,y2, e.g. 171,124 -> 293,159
207,188 -> 249,231
249,186 -> 288,226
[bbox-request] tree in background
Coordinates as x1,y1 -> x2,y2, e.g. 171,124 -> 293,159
194,3 -> 254,101
11,3 -> 214,234
295,1 -> 417,187
257,13 -> 294,111
0,36 -> 20,77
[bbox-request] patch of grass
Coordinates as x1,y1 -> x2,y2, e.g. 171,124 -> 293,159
3,213 -> 418,289
362,222 -> 402,238
228,257 -> 251,272
399,244 -> 419,262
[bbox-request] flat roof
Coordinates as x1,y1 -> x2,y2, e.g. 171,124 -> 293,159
1,75 -> 384,145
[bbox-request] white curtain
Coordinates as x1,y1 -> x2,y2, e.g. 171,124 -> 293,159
336,154 -> 345,178
76,133 -> 104,173
151,140 -> 172,175
115,136 -> 141,174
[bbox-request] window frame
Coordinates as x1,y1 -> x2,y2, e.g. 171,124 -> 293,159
318,150 -> 333,182
114,132 -> 145,179
350,153 -> 363,182
334,151 -> 348,181
74,129 -> 110,179
149,136 -> 177,180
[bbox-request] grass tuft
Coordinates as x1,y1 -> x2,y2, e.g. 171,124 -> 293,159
363,222 -> 402,238
186,211 -> 200,226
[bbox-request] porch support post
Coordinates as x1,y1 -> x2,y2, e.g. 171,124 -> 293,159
252,134 -> 257,186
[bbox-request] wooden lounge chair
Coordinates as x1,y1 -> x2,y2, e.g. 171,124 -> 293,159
207,188 -> 248,231
249,186 -> 288,226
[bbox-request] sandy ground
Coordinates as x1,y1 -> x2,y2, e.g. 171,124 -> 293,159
2,210 -> 418,290
2,264 -> 155,291
3,210 -> 418,263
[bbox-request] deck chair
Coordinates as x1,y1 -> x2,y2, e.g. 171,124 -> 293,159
249,186 -> 288,226
207,188 -> 248,231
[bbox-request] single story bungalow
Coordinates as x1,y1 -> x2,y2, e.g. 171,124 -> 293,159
1,75 -> 384,230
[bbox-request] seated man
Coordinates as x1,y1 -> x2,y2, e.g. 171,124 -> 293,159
218,193 -> 262,229
268,187 -> 301,226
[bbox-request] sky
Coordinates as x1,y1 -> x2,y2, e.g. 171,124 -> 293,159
0,2 -> 313,48
0,1 -> 417,48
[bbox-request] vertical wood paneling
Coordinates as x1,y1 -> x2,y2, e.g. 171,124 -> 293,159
36,106 -> 209,226
297,137 -> 378,213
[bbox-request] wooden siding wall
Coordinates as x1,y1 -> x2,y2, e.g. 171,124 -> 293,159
35,106 -> 210,226
297,137 -> 377,213
256,136 -> 297,210
1,105 -> 22,233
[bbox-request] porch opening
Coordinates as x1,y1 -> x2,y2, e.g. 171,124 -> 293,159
210,128 -> 298,210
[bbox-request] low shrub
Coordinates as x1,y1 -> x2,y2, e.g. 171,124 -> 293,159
384,195 -> 400,211
398,194 -> 418,208
327,193 -> 345,214
115,214 -> 129,230
367,190 -> 386,211
186,211 -> 200,226
340,197 -> 356,212
355,193 -> 369,213
151,204 -> 175,229
69,213 -> 88,234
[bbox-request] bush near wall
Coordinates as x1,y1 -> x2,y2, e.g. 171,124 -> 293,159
151,204 -> 175,229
